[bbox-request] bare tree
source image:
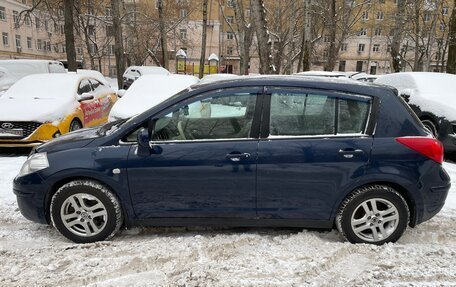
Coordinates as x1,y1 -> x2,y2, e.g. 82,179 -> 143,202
448,0 -> 456,74
390,0 -> 407,72
64,0 -> 77,71
251,0 -> 271,74
199,0 -> 209,78
158,0 -> 169,70
111,0 -> 125,87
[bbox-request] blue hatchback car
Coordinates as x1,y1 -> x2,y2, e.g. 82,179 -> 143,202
14,76 -> 450,244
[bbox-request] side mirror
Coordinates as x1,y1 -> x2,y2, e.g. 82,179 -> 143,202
136,128 -> 151,157
136,118 -> 157,157
77,92 -> 94,102
117,89 -> 126,98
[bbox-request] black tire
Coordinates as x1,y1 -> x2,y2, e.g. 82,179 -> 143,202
69,119 -> 83,132
421,119 -> 438,137
50,180 -> 123,243
336,185 -> 409,245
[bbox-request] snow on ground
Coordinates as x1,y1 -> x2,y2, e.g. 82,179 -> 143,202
0,155 -> 456,286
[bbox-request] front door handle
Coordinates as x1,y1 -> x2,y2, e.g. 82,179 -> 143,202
226,153 -> 251,162
339,149 -> 364,159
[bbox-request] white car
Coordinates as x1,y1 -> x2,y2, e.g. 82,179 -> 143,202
0,74 -> 117,146
122,66 -> 170,89
0,59 -> 66,94
109,74 -> 199,121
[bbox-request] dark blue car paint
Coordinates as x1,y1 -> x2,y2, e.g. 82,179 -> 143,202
13,76 -> 450,230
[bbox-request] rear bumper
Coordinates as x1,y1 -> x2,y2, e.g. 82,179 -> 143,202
414,166 -> 451,226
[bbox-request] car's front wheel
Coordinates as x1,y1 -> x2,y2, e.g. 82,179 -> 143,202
336,185 -> 409,244
50,180 -> 123,243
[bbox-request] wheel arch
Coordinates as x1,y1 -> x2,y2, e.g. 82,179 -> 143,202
45,176 -> 129,226
335,181 -> 417,228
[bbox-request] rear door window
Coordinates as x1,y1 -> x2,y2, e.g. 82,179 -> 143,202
78,79 -> 93,95
269,90 -> 371,137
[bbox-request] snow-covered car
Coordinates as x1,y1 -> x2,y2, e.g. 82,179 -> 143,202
122,66 -> 170,89
375,72 -> 456,154
109,74 -> 199,122
200,73 -> 239,84
352,73 -> 378,83
0,67 -> 15,97
0,74 -> 117,147
75,69 -> 110,87
0,59 -> 66,94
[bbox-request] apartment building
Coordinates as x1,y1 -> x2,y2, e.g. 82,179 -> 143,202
0,0 -> 66,60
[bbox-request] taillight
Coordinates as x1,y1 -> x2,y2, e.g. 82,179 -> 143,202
395,136 -> 444,164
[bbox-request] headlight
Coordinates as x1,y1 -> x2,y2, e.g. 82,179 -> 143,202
18,152 -> 49,177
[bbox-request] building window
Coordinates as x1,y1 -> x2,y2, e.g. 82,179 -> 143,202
227,32 -> 234,40
227,0 -> 234,7
2,32 -> 8,46
376,11 -> 384,20
323,35 -> 330,42
440,24 -> 446,31
340,43 -> 348,51
424,13 -> 430,22
45,41 -> 51,51
180,9 -> 187,18
88,43 -> 96,54
356,61 -> 363,72
13,11 -> 19,27
245,9 -> 250,17
106,25 -> 114,37
359,28 -> 367,36
226,16 -> 234,24
358,44 -> 365,52
37,39 -> 42,50
107,44 -> 115,55
15,35 -> 21,48
45,19 -> 49,31
373,44 -> 380,52
338,60 -> 346,72
27,37 -> 32,49
76,47 -> 82,54
88,25 -> 95,36
180,29 -> 187,40
361,11 -> 368,20
0,7 -> 6,20
227,46 -> 233,55
387,45 -> 391,52
35,16 -> 41,29
374,28 -> 381,36
442,7 -> 449,15
105,7 -> 112,17
25,15 -> 31,26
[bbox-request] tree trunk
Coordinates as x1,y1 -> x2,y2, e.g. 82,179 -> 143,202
158,0 -> 169,70
447,0 -> 456,74
324,0 -> 337,71
233,0 -> 252,75
251,0 -> 271,74
199,0 -> 209,78
111,0 -> 125,88
391,0 -> 407,72
413,1 -> 421,71
64,0 -> 77,72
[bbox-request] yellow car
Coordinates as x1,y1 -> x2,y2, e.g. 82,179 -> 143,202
0,74 -> 118,147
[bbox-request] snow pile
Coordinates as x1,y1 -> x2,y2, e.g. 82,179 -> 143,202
0,156 -> 455,286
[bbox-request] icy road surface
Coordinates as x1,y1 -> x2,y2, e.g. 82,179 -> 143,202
0,155 -> 455,286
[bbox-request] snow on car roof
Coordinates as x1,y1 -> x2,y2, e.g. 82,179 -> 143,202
375,72 -> 456,120
110,74 -> 199,119
200,73 -> 239,84
294,71 -> 348,77
3,73 -> 86,100
128,66 -> 170,75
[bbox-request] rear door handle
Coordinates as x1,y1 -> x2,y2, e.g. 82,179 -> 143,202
226,153 -> 251,162
339,149 -> 364,159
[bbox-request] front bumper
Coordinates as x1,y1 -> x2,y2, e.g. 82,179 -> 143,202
0,122 -> 61,147
13,172 -> 50,224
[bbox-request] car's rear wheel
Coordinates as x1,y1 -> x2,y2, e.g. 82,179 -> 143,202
421,119 -> 438,137
50,180 -> 123,243
69,119 -> 83,132
336,185 -> 409,244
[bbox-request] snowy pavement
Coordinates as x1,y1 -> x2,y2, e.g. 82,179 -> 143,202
0,155 -> 456,286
